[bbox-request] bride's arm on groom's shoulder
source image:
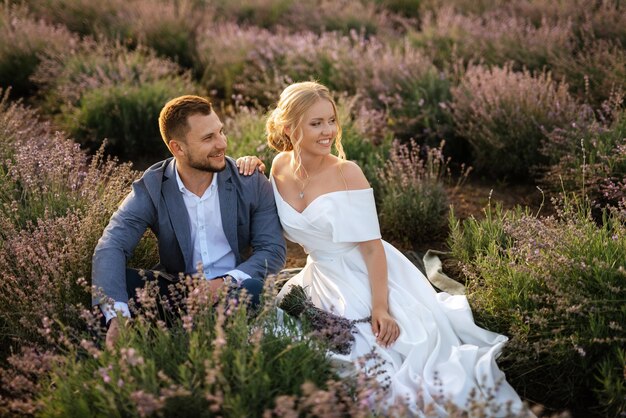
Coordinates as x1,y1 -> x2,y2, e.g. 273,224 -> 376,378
235,155 -> 266,175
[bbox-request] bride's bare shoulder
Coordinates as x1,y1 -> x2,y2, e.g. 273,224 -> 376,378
337,159 -> 370,190
271,152 -> 291,176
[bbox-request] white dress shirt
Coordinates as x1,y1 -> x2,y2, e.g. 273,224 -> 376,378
102,168 -> 249,323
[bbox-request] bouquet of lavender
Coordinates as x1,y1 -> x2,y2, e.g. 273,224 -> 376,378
279,285 -> 370,355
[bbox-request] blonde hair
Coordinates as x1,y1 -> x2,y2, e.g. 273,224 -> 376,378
266,81 -> 345,161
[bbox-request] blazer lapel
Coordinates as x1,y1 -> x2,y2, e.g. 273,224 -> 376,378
162,159 -> 192,270
218,167 -> 238,257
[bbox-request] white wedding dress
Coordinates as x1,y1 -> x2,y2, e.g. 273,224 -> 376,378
271,180 -> 531,417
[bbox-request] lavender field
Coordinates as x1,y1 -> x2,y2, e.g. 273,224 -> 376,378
0,0 -> 624,416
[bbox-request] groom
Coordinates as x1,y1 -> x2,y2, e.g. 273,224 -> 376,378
92,95 -> 286,348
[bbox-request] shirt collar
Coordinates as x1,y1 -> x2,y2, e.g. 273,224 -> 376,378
174,163 -> 218,195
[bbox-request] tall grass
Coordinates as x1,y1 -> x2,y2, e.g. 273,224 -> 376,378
448,200 -> 626,415
541,94 -> 626,213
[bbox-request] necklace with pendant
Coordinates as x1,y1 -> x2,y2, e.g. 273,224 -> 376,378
298,174 -> 310,199
296,158 -> 325,199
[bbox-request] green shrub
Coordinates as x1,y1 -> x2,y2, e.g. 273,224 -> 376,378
448,201 -> 626,415
38,284 -> 336,418
116,0 -> 203,69
34,43 -> 199,161
0,4 -> 78,97
381,65 -> 454,144
376,140 -> 453,248
64,80 -> 190,161
450,64 -> 581,179
372,0 -> 421,19
222,105 -> 274,169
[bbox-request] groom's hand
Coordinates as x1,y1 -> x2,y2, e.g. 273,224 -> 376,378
105,318 -> 120,351
207,277 -> 226,303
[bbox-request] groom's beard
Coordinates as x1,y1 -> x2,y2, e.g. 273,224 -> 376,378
188,154 -> 227,173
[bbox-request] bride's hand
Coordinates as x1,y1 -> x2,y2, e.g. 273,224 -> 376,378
236,156 -> 266,175
371,308 -> 400,348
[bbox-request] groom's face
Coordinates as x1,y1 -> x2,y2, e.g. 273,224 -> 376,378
175,111 -> 227,173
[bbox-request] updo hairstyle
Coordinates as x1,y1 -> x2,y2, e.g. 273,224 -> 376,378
266,81 -> 345,160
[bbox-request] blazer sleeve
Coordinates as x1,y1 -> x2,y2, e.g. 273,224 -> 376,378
91,179 -> 156,305
235,173 -> 286,280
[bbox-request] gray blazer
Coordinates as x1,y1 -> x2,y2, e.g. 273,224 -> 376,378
92,157 -> 286,305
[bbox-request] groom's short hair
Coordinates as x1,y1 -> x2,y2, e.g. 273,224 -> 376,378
159,95 -> 213,148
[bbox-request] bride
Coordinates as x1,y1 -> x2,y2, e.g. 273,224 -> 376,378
263,81 -> 532,417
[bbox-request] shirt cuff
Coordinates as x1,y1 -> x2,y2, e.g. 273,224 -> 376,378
101,302 -> 131,323
225,269 -> 251,286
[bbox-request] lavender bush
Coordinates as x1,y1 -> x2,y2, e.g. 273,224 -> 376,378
421,0 -> 626,49
450,64 -> 581,179
504,0 -> 626,48
210,0 -> 397,37
412,7 -> 575,74
549,36 -> 626,106
27,0 -> 205,68
198,25 -> 448,143
0,93 -> 158,358
448,201 -> 626,416
0,3 -> 78,97
376,140 -> 468,247
414,2 -> 625,105
35,277 -> 535,418
37,280 -> 337,418
33,42 -> 199,161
